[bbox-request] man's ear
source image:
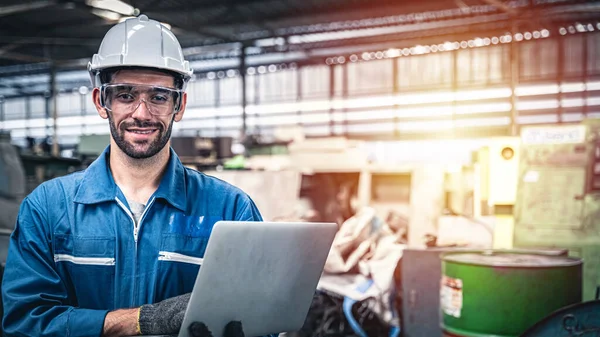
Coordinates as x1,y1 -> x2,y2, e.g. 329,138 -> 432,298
92,87 -> 109,119
173,92 -> 187,123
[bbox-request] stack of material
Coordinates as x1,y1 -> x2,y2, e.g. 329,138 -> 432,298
317,207 -> 406,333
287,137 -> 369,172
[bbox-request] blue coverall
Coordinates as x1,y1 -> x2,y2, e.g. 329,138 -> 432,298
1,146 -> 275,337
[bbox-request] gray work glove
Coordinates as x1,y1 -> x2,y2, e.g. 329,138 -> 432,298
138,293 -> 246,337
138,293 -> 191,335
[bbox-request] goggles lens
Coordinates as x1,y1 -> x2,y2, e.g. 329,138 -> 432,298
101,84 -> 182,116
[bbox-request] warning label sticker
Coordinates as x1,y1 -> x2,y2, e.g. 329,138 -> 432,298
441,276 -> 463,318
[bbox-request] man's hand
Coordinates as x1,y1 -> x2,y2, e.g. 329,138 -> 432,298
188,321 -> 245,337
102,308 -> 140,337
124,292 -> 246,337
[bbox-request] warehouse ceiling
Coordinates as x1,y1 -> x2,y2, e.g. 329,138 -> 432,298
0,0 -> 598,71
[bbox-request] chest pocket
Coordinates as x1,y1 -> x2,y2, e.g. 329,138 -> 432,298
53,234 -> 116,310
156,233 -> 209,299
154,214 -> 221,300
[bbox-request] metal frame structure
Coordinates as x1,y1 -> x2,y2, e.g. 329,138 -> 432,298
0,0 -> 599,153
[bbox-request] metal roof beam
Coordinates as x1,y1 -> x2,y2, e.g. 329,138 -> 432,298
140,0 -> 271,13
0,36 -> 98,46
0,51 -> 49,63
0,1 -> 55,17
481,0 -> 517,16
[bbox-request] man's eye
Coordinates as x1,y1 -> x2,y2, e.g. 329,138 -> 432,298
151,94 -> 169,103
116,93 -> 135,100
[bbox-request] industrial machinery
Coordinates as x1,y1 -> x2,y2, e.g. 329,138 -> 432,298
0,133 -> 24,274
514,121 -> 600,300
0,133 -> 25,232
171,136 -> 234,169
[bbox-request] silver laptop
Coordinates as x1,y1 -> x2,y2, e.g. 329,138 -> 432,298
170,220 -> 337,337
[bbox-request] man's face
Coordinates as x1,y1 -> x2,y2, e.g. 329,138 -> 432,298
93,69 -> 186,159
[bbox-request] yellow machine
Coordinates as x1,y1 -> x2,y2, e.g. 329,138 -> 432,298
513,121 -> 600,300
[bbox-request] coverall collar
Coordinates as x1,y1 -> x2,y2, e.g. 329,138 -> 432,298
73,145 -> 187,212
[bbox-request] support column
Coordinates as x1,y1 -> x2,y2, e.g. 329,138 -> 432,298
50,64 -> 59,157
0,96 -> 5,127
25,96 -> 31,137
328,64 -> 335,136
509,21 -> 519,136
240,44 -> 247,139
214,73 -> 220,136
557,32 -> 564,123
392,56 -> 401,138
342,62 -> 348,137
296,65 -> 302,127
582,33 -> 589,119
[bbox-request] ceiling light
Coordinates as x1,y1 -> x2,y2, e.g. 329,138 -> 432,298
384,49 -> 401,58
90,8 -> 121,21
87,0 -> 137,16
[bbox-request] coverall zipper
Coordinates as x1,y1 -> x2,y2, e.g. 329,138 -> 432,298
115,196 -> 155,306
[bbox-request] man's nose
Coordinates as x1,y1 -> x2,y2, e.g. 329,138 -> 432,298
131,99 -> 153,119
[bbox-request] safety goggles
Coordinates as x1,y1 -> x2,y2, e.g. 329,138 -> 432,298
100,83 -> 183,116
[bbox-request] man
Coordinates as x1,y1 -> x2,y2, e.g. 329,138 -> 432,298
2,15 -> 275,337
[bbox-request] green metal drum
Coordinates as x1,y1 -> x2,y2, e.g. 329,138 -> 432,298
441,251 -> 582,337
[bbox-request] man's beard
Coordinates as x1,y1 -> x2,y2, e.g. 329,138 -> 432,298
108,113 -> 174,159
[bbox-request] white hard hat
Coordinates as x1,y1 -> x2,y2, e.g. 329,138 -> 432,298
88,14 -> 193,89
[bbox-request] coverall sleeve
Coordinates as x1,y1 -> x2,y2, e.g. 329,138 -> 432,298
236,196 -> 264,222
1,195 -> 108,337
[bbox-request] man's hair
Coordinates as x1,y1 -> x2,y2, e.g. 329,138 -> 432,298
99,66 -> 184,89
